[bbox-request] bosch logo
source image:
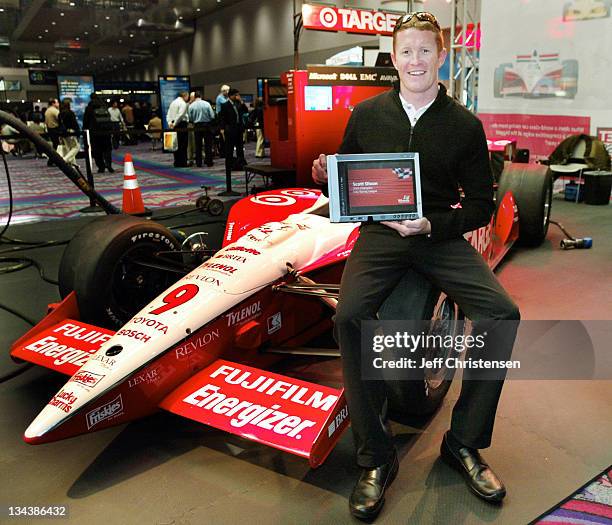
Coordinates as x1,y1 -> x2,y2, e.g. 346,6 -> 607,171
319,7 -> 338,28
250,194 -> 297,206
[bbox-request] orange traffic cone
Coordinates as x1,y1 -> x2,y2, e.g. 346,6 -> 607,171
121,153 -> 148,215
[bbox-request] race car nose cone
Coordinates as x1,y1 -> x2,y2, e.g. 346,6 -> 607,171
24,417 -> 51,442
24,403 -> 70,443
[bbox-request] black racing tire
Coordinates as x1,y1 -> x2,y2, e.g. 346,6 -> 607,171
58,215 -> 181,329
497,163 -> 553,246
383,296 -> 464,418
207,199 -> 224,216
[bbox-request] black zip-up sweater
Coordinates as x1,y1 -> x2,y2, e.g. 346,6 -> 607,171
338,83 -> 494,242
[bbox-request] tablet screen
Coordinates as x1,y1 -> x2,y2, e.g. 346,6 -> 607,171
345,161 -> 417,215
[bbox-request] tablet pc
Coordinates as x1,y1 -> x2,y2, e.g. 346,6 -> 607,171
327,152 -> 423,223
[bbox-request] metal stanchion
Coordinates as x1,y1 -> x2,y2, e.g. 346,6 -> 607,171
79,130 -> 103,213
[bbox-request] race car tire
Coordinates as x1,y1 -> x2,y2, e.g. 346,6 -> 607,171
378,275 -> 463,418
497,163 -> 552,246
58,215 -> 181,329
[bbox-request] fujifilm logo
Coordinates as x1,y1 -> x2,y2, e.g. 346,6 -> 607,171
86,394 -> 123,429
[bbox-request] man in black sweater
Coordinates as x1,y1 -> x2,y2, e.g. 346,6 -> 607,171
313,12 -> 519,521
220,88 -> 247,179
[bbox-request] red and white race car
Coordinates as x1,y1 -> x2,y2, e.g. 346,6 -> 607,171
493,50 -> 578,99
10,164 -> 552,468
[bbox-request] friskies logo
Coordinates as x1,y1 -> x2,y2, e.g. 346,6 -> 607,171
86,394 -> 123,429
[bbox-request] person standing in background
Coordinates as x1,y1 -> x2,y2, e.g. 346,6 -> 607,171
57,98 -> 80,166
108,100 -> 124,149
166,91 -> 190,168
215,85 -> 230,157
44,97 -> 60,166
220,88 -> 247,179
84,94 -> 114,173
188,91 -> 216,167
251,97 -> 265,158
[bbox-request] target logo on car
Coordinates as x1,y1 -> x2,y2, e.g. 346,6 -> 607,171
281,189 -> 319,197
250,194 -> 297,206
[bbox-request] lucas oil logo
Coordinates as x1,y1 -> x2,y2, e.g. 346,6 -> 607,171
86,394 -> 123,429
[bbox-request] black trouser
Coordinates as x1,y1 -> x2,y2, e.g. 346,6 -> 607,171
334,224 -> 520,468
193,122 -> 214,166
91,135 -> 112,172
173,122 -> 188,167
224,126 -> 245,178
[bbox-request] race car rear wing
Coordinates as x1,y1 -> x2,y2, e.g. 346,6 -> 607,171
160,358 -> 349,468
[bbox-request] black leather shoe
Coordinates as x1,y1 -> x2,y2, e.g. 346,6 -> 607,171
440,432 -> 506,503
349,452 -> 399,521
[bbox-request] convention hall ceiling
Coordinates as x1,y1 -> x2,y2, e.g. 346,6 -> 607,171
0,0 -> 242,75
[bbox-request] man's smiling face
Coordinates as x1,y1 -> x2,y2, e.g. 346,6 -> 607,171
391,27 -> 447,99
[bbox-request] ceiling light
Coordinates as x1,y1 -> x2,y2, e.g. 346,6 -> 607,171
0,8 -> 4,12
69,1 -> 75,6
84,31 -> 88,35
165,35 -> 169,39
75,36 -> 80,40
105,15 -> 110,20
119,5 -> 124,10
179,16 -> 183,20
94,24 -> 99,28
38,35 -> 42,39
52,21 -> 56,25
118,39 -> 122,43
151,40 -> 156,44
60,12 -> 65,16
129,33 -> 134,38
196,8 -> 201,12
45,29 -> 49,32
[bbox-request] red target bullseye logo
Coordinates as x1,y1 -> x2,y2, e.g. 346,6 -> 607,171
319,7 -> 338,28
250,194 -> 297,206
281,189 -> 318,197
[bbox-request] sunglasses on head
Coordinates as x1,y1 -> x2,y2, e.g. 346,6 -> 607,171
394,11 -> 441,32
